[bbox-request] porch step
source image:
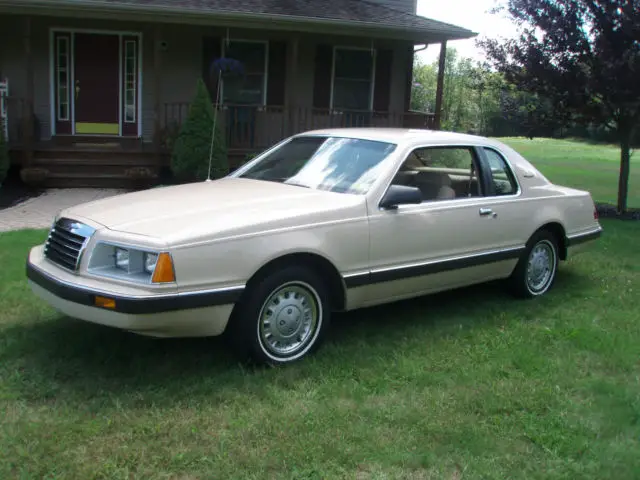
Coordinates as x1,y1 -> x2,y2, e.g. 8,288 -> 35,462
30,154 -> 161,189
43,173 -> 137,189
33,156 -> 159,167
34,149 -> 162,163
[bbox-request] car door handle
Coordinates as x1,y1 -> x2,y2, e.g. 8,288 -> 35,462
479,208 -> 493,216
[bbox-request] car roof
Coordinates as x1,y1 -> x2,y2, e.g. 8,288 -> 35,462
296,127 -> 496,148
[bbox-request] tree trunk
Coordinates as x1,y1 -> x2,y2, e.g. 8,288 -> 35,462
617,129 -> 632,214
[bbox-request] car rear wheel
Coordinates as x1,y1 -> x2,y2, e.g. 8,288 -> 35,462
509,230 -> 559,298
228,266 -> 331,365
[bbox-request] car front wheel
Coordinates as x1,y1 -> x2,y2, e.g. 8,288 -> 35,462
509,230 -> 559,298
228,266 -> 331,365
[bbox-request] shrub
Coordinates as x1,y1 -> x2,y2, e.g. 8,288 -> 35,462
0,121 -> 8,186
124,166 -> 158,190
170,78 -> 227,181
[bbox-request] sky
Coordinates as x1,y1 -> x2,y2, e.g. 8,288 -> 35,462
415,0 -> 519,64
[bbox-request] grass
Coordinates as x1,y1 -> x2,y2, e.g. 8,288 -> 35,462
499,137 -> 639,208
1,139 -> 639,478
2,226 -> 640,478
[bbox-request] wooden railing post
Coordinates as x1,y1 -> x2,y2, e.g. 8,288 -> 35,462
434,41 -> 447,131
23,16 -> 35,166
287,36 -> 299,136
153,25 -> 163,158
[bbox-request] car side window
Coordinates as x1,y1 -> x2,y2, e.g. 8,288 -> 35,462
390,147 -> 482,202
483,148 -> 519,196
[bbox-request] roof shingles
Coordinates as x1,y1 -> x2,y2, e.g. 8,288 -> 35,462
96,0 -> 476,38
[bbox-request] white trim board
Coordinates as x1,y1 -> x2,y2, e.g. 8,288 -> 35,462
48,27 -> 143,138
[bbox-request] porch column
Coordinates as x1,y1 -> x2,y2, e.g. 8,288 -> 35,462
434,40 -> 447,130
23,16 -> 35,165
287,36 -> 299,136
153,25 -> 163,155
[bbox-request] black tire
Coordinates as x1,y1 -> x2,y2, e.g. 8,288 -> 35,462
508,229 -> 559,298
227,266 -> 331,366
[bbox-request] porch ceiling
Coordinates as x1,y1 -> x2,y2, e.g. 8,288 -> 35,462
0,0 -> 477,44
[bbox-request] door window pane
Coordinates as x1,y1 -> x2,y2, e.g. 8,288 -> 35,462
56,36 -> 70,121
391,147 -> 482,201
124,40 -> 137,123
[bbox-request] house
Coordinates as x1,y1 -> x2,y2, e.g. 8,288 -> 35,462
0,0 -> 476,187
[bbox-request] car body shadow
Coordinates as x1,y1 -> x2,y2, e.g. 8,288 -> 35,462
1,267 -> 588,408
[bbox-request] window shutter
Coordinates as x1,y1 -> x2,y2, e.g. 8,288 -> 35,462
313,44 -> 333,109
202,36 -> 221,102
267,41 -> 287,106
373,48 -> 393,112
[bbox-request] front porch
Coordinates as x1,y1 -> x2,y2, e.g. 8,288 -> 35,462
5,100 -> 436,187
0,13 -> 452,188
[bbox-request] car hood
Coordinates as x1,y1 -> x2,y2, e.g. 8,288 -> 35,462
60,178 -> 366,245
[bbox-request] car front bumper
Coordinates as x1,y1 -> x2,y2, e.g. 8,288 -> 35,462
26,247 -> 243,338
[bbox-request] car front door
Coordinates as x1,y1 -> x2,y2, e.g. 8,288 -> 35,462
362,144 -> 525,306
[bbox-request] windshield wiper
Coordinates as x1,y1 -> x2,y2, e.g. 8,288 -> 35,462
284,180 -> 311,189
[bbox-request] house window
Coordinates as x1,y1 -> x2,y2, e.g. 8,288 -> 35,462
56,36 -> 70,121
222,41 -> 268,105
124,40 -> 137,123
332,48 -> 375,111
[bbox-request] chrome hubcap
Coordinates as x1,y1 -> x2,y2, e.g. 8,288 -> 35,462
258,282 -> 320,357
526,241 -> 555,292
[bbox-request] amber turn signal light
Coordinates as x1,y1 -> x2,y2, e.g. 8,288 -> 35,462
95,296 -> 116,309
152,252 -> 176,283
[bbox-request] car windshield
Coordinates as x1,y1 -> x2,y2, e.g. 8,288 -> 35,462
235,136 -> 398,194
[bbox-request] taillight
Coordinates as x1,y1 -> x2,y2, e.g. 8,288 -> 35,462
593,207 -> 599,220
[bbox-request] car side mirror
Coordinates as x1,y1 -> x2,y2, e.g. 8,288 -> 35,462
379,185 -> 423,210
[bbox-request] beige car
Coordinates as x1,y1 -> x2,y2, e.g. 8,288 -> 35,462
26,128 -> 602,364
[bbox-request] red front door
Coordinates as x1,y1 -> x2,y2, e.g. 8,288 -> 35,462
74,33 -> 120,135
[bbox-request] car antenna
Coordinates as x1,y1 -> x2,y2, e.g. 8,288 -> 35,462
206,64 -> 223,182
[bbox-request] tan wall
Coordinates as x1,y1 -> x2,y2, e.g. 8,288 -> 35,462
0,14 -> 411,143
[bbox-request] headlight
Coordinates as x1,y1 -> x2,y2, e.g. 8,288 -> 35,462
144,253 -> 158,273
87,243 -> 175,284
115,248 -> 130,270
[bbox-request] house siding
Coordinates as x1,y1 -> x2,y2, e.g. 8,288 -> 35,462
0,14 -> 412,145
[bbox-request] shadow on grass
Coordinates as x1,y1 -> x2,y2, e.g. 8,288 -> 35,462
0,267 -> 589,408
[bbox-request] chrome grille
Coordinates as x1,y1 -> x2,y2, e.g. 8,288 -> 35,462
44,218 -> 95,271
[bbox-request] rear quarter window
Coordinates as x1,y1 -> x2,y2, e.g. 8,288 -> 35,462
483,148 -> 519,196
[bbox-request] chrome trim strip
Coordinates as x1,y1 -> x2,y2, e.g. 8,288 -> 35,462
371,245 -> 525,276
343,245 -> 526,288
566,226 -> 603,240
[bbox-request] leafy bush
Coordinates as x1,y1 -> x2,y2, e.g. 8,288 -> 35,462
0,121 -> 8,186
170,78 -> 227,181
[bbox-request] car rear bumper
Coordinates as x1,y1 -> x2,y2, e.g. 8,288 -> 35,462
26,250 -> 242,338
566,225 -> 603,255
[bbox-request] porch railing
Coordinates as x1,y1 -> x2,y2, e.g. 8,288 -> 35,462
162,103 -> 436,151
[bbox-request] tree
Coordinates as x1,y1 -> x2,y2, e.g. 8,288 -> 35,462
170,78 -> 227,181
480,0 -> 639,213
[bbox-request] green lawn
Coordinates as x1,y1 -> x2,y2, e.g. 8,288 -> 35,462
500,137 -> 639,208
1,223 -> 639,478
